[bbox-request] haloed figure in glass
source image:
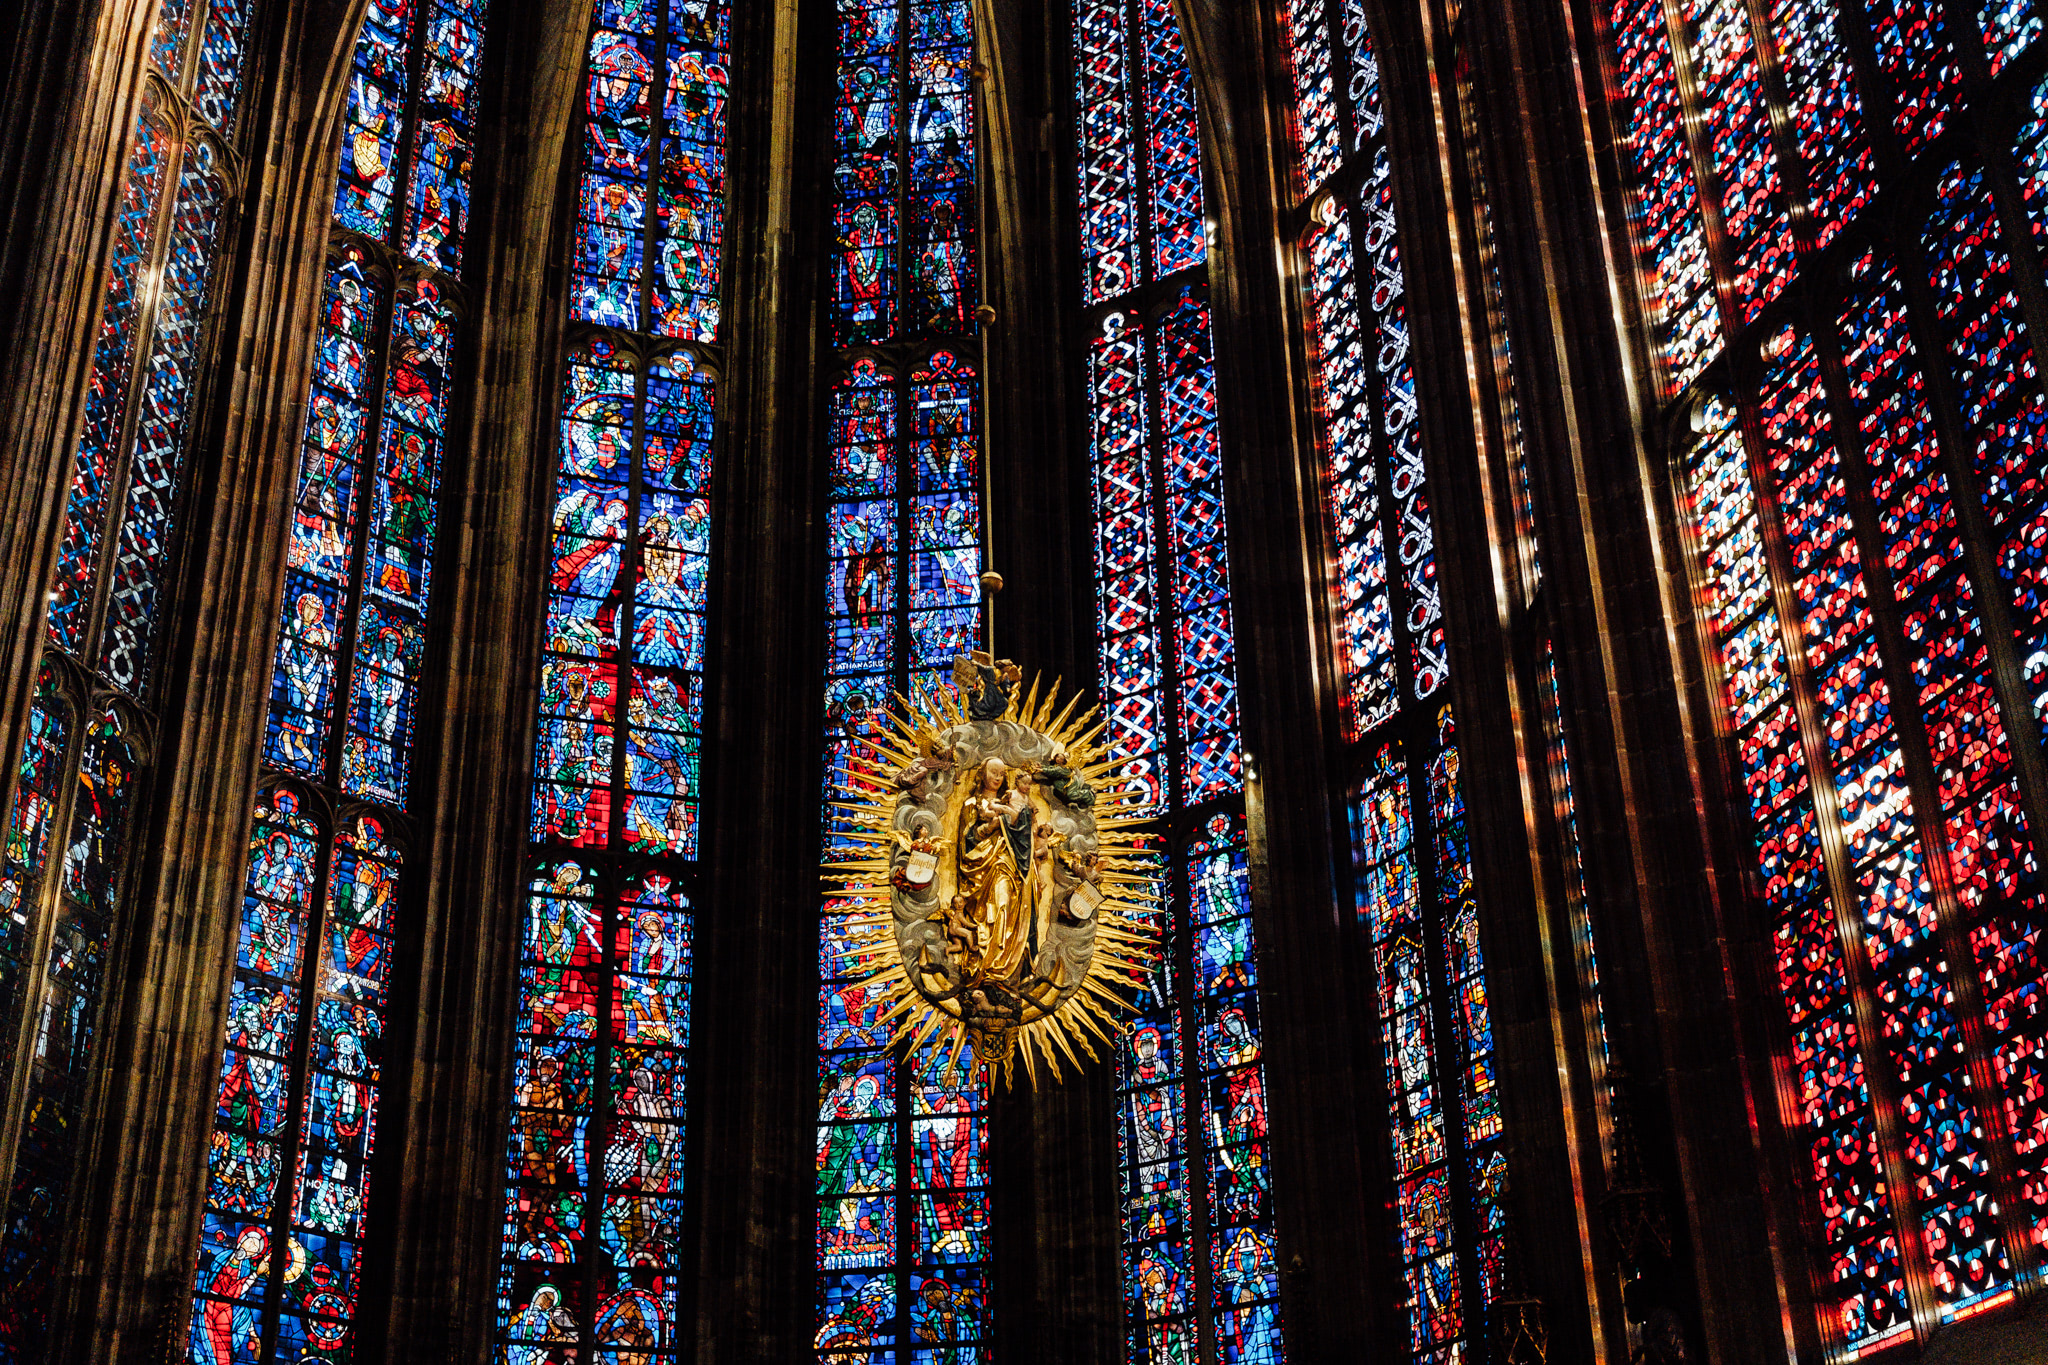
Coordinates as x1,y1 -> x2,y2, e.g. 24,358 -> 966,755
1133,1250 -> 1193,1364
551,488 -> 629,652
275,594 -> 336,766
912,1275 -> 983,1358
507,1284 -> 578,1363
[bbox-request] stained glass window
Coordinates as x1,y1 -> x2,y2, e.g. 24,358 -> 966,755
1279,4 -> 1514,1357
831,0 -> 977,348
815,0 -> 990,1355
1609,0 -> 1720,394
1610,0 -> 2048,1338
1070,0 -> 1284,1358
186,4 -> 490,1360
0,2 -> 261,1355
493,2 -> 728,1355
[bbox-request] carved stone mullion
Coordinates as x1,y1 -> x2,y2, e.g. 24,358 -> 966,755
677,0 -> 840,1352
1425,29 -> 1643,1365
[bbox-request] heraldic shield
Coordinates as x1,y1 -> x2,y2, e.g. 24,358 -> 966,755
823,652 -> 1162,1088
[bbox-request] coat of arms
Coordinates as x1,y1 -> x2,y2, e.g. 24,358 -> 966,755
824,651 -> 1161,1087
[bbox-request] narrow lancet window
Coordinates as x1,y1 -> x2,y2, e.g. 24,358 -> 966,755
0,2 -> 259,1354
494,1 -> 729,1358
1278,5 -> 1516,1357
815,0 -> 992,1356
189,4 -> 490,1360
1071,0 -> 1287,1358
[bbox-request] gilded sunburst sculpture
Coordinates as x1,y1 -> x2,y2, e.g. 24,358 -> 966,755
822,651 -> 1162,1088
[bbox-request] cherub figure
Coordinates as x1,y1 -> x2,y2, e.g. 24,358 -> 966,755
892,738 -> 955,799
937,892 -> 978,967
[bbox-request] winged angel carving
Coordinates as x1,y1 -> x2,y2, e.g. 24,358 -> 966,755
824,652 -> 1161,1086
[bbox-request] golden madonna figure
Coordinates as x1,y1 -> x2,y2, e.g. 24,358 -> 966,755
955,757 -> 1036,983
824,651 -> 1161,1087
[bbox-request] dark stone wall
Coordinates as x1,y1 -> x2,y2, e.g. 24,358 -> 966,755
684,0 -> 837,1353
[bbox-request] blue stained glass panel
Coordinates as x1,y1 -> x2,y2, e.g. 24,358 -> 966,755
817,0 -> 988,1350
196,0 -> 259,134
153,0 -> 197,82
269,249 -> 383,775
341,281 -> 458,805
499,3 -> 722,1357
1156,291 -> 1241,801
834,0 -> 902,344
1082,2 -> 1273,1357
1139,0 -> 1204,278
1074,0 -> 1140,303
1278,6 -> 1526,1354
576,29 -> 656,328
190,790 -> 324,1360
1301,201 -> 1395,734
905,3 -> 975,334
334,0 -> 418,238
9,28 -> 265,1344
652,28 -> 731,339
403,0 -> 489,272
830,0 -> 976,347
1091,309 -> 1165,815
185,0 -> 498,1356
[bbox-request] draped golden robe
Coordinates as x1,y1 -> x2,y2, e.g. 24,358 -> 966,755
956,785 -> 1034,984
